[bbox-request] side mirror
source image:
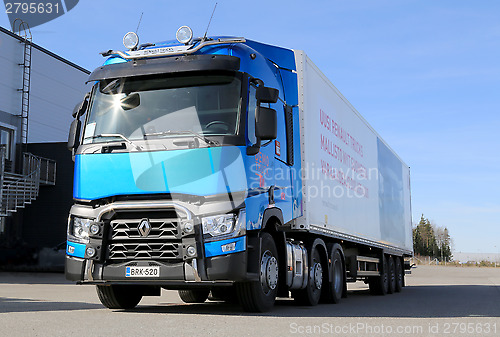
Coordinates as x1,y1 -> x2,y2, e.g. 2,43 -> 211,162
256,107 -> 277,140
72,92 -> 90,118
256,86 -> 279,104
67,119 -> 81,150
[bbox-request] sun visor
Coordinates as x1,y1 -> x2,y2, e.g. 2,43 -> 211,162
87,55 -> 240,82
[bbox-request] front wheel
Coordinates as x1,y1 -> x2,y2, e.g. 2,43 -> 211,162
96,285 -> 143,309
236,232 -> 279,312
178,289 -> 210,303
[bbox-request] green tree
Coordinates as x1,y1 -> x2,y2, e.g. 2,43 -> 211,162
413,215 -> 451,260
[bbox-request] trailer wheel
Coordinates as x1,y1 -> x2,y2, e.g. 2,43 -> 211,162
293,245 -> 325,306
330,247 -> 344,303
394,257 -> 403,292
388,255 -> 396,294
96,285 -> 143,309
369,255 -> 389,295
236,232 -> 278,312
178,289 -> 210,303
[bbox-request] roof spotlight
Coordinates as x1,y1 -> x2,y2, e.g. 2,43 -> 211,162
123,32 -> 139,50
176,26 -> 193,45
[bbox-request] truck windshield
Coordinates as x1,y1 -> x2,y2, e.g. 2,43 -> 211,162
82,74 -> 241,144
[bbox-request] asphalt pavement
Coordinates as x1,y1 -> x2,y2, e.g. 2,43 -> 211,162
0,265 -> 499,337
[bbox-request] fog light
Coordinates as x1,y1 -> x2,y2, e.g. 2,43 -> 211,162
186,246 -> 196,257
86,247 -> 96,257
176,26 -> 193,45
123,32 -> 139,50
90,224 -> 100,235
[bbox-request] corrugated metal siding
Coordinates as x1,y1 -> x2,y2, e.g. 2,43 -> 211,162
0,27 -> 90,144
0,31 -> 24,120
28,48 -> 90,143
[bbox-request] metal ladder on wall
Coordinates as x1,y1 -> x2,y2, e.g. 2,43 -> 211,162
13,19 -> 33,148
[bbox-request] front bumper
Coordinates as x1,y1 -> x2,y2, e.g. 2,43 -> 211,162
66,248 -> 249,285
65,199 -> 253,285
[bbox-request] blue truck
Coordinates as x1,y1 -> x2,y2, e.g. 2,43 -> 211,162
66,26 -> 413,312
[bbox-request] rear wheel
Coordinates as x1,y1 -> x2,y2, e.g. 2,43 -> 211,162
369,255 -> 388,295
236,232 -> 279,312
178,289 -> 210,303
96,285 -> 143,309
387,255 -> 396,294
329,248 -> 344,303
395,257 -> 403,292
293,245 -> 325,306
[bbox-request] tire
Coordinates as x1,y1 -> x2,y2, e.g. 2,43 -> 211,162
328,247 -> 344,304
209,287 -> 238,304
178,289 -> 210,303
96,285 -> 143,309
293,244 -> 325,306
235,232 -> 279,312
369,255 -> 388,295
395,257 -> 403,293
387,255 -> 396,294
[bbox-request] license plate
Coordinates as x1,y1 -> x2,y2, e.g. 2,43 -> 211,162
125,266 -> 160,278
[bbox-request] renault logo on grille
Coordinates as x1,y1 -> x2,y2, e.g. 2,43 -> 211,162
138,219 -> 151,237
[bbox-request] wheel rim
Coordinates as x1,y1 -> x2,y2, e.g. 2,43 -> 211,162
312,261 -> 323,290
396,260 -> 403,286
260,250 -> 278,295
383,260 -> 388,291
390,259 -> 396,288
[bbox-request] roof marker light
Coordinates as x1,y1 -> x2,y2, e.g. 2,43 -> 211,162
176,26 -> 193,45
123,32 -> 139,50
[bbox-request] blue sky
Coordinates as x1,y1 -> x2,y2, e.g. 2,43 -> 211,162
1,0 -> 499,253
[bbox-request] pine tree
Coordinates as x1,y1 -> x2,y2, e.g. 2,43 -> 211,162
412,215 -> 451,260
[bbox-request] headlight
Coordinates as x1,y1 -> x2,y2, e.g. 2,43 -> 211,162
202,209 -> 246,242
68,216 -> 93,243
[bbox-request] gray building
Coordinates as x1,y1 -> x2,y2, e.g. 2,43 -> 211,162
0,25 -> 89,264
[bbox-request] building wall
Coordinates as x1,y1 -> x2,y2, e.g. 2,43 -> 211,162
23,142 -> 74,248
0,26 -> 90,144
0,26 -> 90,253
28,47 -> 90,143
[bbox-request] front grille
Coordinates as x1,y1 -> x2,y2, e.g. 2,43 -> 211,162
111,219 -> 178,240
107,211 -> 183,262
108,242 -> 181,260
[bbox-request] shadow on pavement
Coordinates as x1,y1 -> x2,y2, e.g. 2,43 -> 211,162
0,272 -> 70,285
0,297 -> 103,313
124,285 -> 500,318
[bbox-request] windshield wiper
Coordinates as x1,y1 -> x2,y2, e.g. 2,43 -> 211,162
86,134 -> 142,151
143,130 -> 219,146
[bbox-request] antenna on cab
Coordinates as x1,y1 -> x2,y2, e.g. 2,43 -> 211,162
136,12 -> 144,34
202,2 -> 218,42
